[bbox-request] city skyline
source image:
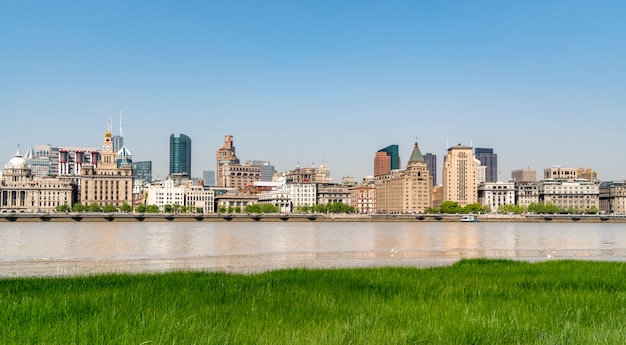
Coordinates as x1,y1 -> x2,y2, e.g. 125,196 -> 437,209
2,2 -> 626,181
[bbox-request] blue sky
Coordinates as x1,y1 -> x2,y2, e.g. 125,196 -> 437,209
2,1 -> 626,182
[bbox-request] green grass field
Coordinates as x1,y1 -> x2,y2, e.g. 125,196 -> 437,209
1,259 -> 625,344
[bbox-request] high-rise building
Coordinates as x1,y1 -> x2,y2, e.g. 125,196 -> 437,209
443,144 -> 479,207
474,148 -> 498,182
375,141 -> 432,213
424,153 -> 437,186
247,160 -> 277,182
81,131 -> 133,208
374,144 -> 400,177
215,135 -> 261,189
169,133 -> 191,176
132,161 -> 152,184
202,170 -> 215,187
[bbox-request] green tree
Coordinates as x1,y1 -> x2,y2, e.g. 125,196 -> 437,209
586,206 -> 599,214
103,204 -> 117,213
234,206 -> 241,213
146,205 -> 160,213
497,204 -> 527,214
424,207 -> 440,214
135,204 -> 146,213
463,203 -> 485,214
172,204 -> 181,213
245,204 -> 261,213
87,202 -> 102,213
72,202 -> 85,212
440,201 -> 463,214
260,204 -> 279,213
218,206 -> 227,213
163,204 -> 173,213
55,204 -> 70,212
195,207 -> 203,213
120,203 -> 132,213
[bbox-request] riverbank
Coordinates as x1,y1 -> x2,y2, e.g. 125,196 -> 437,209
0,212 -> 623,223
2,259 -> 625,344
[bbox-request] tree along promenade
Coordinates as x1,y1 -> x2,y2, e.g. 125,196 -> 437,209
0,212 -> 623,223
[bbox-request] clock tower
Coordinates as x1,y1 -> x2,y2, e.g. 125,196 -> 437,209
101,131 -> 116,167
80,130 -> 134,208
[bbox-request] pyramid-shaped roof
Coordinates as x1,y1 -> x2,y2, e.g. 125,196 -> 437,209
407,141 -> 425,166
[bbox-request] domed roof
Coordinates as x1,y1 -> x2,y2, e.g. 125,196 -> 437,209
7,151 -> 28,168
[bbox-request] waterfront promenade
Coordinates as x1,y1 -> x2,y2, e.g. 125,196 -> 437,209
0,212 -> 623,223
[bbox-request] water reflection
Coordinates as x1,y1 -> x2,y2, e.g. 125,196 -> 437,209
1,222 -> 625,277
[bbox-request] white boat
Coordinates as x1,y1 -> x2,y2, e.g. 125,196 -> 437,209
460,215 -> 478,222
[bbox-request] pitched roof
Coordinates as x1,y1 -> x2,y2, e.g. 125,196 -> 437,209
407,141 -> 425,166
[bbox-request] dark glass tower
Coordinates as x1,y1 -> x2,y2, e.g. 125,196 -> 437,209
475,147 -> 498,182
424,153 -> 437,186
169,133 -> 191,176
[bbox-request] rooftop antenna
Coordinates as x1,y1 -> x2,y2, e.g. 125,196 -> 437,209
119,111 -> 124,137
107,118 -> 112,132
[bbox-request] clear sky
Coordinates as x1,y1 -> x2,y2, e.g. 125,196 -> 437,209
2,1 -> 626,182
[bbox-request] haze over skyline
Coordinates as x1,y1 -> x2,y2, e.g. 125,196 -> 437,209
2,1 -> 626,182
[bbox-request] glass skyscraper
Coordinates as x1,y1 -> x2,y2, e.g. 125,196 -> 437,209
169,133 -> 191,176
475,147 -> 498,183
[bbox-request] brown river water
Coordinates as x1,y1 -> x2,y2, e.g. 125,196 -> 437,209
1,222 -> 625,277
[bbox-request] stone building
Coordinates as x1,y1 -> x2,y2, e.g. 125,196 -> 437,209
0,151 -> 76,212
478,182 -> 516,211
80,131 -> 133,208
599,181 -> 626,214
375,141 -> 432,213
442,144 -> 478,207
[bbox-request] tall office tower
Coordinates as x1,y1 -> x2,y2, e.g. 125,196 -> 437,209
443,144 -> 479,207
474,148 -> 498,182
132,161 -> 152,184
169,133 -> 191,176
374,144 -> 400,177
203,170 -> 216,187
111,113 -> 124,151
424,153 -> 437,186
247,160 -> 277,182
216,135 -> 240,187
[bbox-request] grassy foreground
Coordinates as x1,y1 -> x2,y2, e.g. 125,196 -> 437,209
1,259 -> 626,344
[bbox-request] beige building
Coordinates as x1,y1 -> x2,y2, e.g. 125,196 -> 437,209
599,181 -> 626,214
544,166 -> 577,180
80,131 -> 133,208
349,181 -> 376,214
538,179 -> 599,211
0,151 -> 76,212
442,144 -> 478,207
511,169 -> 537,183
215,135 -> 262,189
478,182 -> 516,211
375,141 -> 432,213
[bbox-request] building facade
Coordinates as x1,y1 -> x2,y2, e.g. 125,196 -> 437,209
538,179 -> 599,212
474,148 -> 498,182
544,167 -> 577,180
442,144 -> 478,207
478,182 -> 515,211
348,182 -> 376,214
374,144 -> 400,177
423,153 -> 437,186
80,131 -> 134,208
599,181 -> 626,214
375,141 -> 432,213
0,151 -> 76,212
511,169 -> 537,183
169,133 -> 191,176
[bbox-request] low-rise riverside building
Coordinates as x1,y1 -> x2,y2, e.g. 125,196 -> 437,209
348,181 -> 376,214
599,181 -> 626,215
538,179 -> 599,211
316,183 -> 350,205
515,182 -> 539,207
478,182 -> 516,211
0,151 -> 77,212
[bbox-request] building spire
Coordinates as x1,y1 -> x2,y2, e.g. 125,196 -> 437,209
407,140 -> 425,166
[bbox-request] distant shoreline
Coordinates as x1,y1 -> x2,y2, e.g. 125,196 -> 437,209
0,212 -> 623,223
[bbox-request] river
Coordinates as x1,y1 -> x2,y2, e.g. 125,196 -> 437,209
1,222 -> 625,277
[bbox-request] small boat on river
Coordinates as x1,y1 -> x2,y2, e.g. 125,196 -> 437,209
460,215 -> 479,222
